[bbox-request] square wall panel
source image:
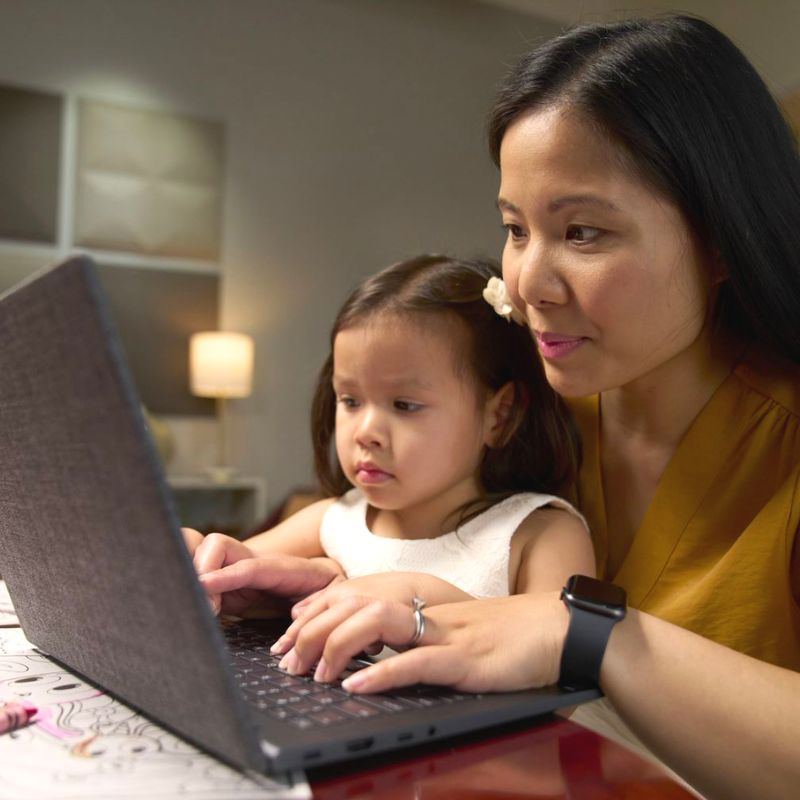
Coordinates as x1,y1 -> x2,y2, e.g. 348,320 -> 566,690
0,84 -> 61,244
75,100 -> 224,260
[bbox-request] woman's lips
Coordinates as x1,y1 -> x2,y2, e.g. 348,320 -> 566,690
535,332 -> 588,360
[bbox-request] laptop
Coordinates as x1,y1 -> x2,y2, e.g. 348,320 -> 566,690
0,255 -> 598,776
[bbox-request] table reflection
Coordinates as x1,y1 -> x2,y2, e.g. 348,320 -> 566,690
310,717 -> 693,799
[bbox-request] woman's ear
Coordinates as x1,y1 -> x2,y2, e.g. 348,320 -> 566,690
483,382 -> 515,448
709,249 -> 729,287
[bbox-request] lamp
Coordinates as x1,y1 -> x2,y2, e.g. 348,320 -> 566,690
189,331 -> 254,483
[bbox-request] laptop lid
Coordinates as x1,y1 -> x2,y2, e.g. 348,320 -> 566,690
0,256 -> 598,775
0,255 -> 265,771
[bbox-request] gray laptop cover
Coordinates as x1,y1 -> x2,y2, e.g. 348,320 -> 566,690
0,256 -> 598,775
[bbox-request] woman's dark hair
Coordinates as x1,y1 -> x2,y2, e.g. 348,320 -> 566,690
311,254 -> 580,501
488,14 -> 800,362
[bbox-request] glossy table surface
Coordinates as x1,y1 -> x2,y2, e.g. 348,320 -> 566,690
309,715 -> 694,799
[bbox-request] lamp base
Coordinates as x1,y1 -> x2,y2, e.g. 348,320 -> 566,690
204,465 -> 239,484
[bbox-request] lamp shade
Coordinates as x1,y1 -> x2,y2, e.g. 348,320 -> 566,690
189,331 -> 254,398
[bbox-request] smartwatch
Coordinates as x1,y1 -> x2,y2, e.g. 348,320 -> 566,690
558,574 -> 627,691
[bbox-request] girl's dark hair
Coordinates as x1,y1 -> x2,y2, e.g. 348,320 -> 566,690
311,254 -> 580,500
488,14 -> 800,362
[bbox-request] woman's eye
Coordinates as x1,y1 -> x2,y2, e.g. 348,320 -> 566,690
502,223 -> 526,241
566,224 -> 601,244
394,400 -> 422,412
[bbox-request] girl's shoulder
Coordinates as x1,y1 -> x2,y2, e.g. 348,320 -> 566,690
465,491 -> 588,536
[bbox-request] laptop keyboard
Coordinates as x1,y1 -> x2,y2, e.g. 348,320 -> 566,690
224,622 -> 470,732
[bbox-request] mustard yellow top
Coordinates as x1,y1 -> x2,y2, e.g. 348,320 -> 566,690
568,346 -> 800,670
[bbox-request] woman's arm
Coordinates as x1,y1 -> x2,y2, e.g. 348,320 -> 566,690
329,593 -> 800,800
601,608 -> 800,800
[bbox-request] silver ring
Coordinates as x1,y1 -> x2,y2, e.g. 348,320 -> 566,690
407,596 -> 426,647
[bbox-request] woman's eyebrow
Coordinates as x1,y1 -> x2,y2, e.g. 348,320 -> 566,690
496,195 -> 621,213
548,194 -> 621,213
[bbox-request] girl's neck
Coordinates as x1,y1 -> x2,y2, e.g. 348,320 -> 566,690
366,481 -> 482,541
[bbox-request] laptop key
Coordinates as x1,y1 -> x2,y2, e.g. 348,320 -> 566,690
336,698 -> 381,718
363,695 -> 416,713
308,708 -> 348,726
287,716 -> 315,730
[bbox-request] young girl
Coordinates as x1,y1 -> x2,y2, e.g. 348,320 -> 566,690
192,254 -> 594,680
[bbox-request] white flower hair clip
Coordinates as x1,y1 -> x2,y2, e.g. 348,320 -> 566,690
482,277 -> 526,325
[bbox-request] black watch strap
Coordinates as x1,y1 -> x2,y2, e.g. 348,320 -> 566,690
558,603 -> 619,690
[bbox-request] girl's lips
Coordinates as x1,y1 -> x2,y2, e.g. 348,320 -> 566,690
535,332 -> 588,360
355,465 -> 393,485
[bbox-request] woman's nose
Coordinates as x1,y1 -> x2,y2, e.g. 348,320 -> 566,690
513,242 -> 568,309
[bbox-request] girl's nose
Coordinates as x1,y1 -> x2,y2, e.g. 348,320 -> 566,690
354,406 -> 387,448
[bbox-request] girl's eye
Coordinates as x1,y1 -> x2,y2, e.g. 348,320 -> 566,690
337,395 -> 359,409
394,399 -> 422,412
502,222 -> 526,241
566,224 -> 602,244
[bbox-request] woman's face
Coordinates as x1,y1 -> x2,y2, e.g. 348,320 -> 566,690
498,107 -> 715,398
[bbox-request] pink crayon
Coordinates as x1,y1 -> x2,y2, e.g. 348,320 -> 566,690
0,701 -> 37,734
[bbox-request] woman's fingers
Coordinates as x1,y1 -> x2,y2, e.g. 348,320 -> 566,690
342,644 -> 464,693
272,593 -> 333,654
289,597 -> 422,682
278,597 -> 370,677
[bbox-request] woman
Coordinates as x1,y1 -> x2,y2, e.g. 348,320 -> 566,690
199,15 -> 799,798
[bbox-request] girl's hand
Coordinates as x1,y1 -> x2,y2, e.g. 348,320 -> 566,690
198,554 -> 345,617
190,532 -> 257,615
281,591 -> 569,690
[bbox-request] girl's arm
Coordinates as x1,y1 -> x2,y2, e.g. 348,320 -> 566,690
192,497 -> 334,573
510,506 -> 596,594
191,498 -> 342,615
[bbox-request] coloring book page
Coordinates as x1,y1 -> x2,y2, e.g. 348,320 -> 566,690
0,625 -> 309,800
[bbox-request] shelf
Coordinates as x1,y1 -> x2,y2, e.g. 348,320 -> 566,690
167,475 -> 268,540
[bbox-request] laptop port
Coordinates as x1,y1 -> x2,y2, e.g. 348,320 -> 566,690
346,737 -> 374,752
303,750 -> 322,761
427,726 -> 437,736
397,732 -> 413,742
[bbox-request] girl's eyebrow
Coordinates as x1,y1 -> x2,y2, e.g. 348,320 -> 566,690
497,194 -> 621,214
333,373 -> 434,391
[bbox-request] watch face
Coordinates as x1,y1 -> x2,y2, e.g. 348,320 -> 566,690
566,575 -> 626,613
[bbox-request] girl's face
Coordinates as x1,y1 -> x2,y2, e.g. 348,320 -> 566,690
332,314 -> 498,525
498,107 -> 715,398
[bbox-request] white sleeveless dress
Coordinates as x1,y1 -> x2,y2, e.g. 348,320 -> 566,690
320,488 -> 586,598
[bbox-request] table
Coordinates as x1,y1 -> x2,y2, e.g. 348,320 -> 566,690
309,715 -> 695,799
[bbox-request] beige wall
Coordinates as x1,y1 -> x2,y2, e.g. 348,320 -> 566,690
0,0 -> 558,508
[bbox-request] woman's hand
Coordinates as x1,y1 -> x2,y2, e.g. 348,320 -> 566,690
273,573 -> 425,672
198,553 -> 345,617
280,591 -> 569,690
275,573 -> 477,679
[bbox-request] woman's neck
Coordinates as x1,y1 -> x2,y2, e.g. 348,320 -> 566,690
598,330 -> 741,577
600,330 -> 740,452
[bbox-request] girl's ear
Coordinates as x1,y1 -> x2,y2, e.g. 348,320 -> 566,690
483,381 -> 515,448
